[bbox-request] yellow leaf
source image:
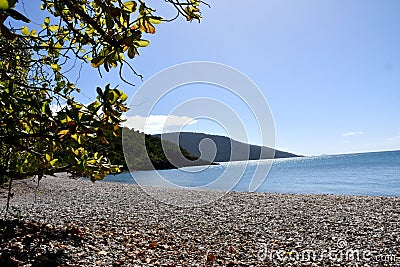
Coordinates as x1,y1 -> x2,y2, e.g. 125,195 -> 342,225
21,26 -> 29,35
139,19 -> 155,34
134,39 -> 149,47
48,25 -> 59,32
30,29 -> 37,37
123,1 -> 137,13
44,17 -> 50,25
149,17 -> 163,24
58,129 -> 69,138
71,134 -> 81,144
0,0 -> 10,10
50,63 -> 60,71
46,154 -> 51,161
0,0 -> 19,10
72,103 -> 83,109
54,43 -> 62,50
60,115 -> 72,124
120,93 -> 128,101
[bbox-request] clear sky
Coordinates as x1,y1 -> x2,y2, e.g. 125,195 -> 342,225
18,0 -> 400,156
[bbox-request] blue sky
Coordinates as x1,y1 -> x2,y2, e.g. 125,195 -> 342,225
19,0 -> 400,156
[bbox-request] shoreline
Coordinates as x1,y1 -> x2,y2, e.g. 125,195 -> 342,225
1,174 -> 399,266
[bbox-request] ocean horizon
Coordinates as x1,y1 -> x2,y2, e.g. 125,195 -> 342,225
104,150 -> 400,197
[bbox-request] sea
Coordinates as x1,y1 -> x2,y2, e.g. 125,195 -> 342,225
104,150 -> 400,197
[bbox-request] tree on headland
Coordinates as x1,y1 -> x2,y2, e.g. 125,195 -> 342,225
0,0 -> 206,214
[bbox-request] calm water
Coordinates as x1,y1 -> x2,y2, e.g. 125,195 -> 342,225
104,150 -> 400,196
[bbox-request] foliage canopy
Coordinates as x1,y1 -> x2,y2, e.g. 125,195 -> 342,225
0,0 -> 205,184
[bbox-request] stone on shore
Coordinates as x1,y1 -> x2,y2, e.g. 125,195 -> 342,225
1,174 -> 399,266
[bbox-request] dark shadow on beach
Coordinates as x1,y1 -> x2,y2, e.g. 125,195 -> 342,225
0,219 -> 83,267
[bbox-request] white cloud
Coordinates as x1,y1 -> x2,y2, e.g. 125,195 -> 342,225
342,131 -> 365,137
122,115 -> 197,134
50,103 -> 67,114
386,135 -> 400,141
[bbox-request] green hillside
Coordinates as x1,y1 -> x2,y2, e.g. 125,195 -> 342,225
106,128 -> 212,171
155,132 -> 302,162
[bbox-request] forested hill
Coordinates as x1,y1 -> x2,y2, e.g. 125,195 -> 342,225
104,128 -> 212,171
154,132 -> 302,162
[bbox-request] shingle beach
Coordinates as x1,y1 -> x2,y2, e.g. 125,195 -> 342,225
1,174 -> 399,266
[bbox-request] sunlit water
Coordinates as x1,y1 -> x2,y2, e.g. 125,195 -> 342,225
104,150 -> 400,196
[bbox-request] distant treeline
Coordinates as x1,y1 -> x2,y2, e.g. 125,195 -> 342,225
95,128 -> 211,171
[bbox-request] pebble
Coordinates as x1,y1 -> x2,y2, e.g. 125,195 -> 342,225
0,174 -> 399,266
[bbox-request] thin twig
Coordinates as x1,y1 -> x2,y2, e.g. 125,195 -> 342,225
5,178 -> 13,219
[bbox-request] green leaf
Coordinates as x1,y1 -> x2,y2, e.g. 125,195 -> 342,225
88,101 -> 101,112
91,56 -> 105,68
0,0 -> 196,186
127,47 -> 135,59
41,102 -> 50,114
104,61 -> 110,72
106,90 -> 119,104
72,103 -> 83,110
105,15 -> 114,29
123,1 -> 137,13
